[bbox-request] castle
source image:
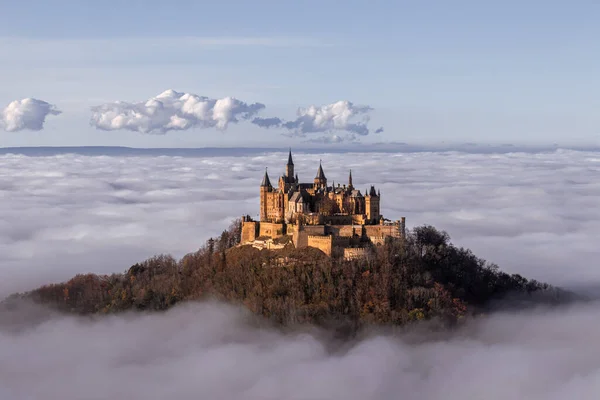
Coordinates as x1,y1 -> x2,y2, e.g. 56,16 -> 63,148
241,150 -> 405,258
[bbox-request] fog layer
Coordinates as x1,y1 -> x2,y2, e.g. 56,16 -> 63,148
2,149 -> 599,296
1,149 -> 600,399
2,301 -> 600,400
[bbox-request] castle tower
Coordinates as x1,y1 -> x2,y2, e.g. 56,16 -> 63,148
260,168 -> 272,221
314,160 -> 327,189
365,185 -> 380,222
286,149 -> 294,181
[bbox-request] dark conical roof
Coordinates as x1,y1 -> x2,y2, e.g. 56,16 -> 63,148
287,148 -> 294,165
315,160 -> 326,180
261,169 -> 272,187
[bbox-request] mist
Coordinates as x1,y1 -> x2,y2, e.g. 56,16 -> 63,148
2,300 -> 600,399
2,148 -> 600,399
2,149 -> 600,297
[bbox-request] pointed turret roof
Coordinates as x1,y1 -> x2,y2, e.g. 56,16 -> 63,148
287,148 -> 294,165
315,160 -> 326,180
261,168 -> 272,187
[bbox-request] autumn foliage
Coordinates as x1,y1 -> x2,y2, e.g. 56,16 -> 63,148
6,220 -> 557,329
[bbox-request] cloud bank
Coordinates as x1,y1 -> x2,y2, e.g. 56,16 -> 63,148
2,149 -> 600,398
252,100 -> 379,142
1,149 -> 600,297
2,300 -> 600,399
90,89 -> 265,134
1,98 -> 61,132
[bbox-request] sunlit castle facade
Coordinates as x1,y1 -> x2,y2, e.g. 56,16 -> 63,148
241,151 -> 405,258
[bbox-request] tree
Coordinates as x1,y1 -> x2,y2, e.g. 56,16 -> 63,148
319,196 -> 340,216
342,196 -> 356,214
11,220 -> 557,330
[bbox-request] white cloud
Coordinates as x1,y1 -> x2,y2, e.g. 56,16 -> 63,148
252,100 -> 379,142
306,133 -> 354,144
1,98 -> 61,132
90,89 -> 266,134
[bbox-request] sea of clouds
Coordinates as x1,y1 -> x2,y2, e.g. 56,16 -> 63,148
2,149 -> 600,399
1,300 -> 600,400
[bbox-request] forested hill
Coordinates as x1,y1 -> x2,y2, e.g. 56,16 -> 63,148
3,220 -> 568,328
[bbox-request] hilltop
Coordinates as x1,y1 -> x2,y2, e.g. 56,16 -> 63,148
2,219 -> 569,331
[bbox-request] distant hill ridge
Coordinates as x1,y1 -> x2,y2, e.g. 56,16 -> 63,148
0,143 -> 588,157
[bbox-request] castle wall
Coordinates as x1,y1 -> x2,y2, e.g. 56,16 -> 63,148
328,224 -> 361,237
241,221 -> 258,244
259,222 -> 286,238
245,221 -> 403,250
301,225 -> 326,236
364,225 -> 401,240
307,235 -> 333,256
292,224 -> 326,249
293,230 -> 308,249
332,236 -> 352,248
344,247 -> 369,260
321,215 -> 353,225
369,236 -> 386,246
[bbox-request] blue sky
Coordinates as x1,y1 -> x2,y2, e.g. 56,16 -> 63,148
0,1 -> 599,147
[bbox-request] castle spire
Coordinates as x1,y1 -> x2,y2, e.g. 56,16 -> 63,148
285,149 -> 294,180
261,168 -> 272,187
314,159 -> 327,189
315,160 -> 326,180
348,169 -> 353,189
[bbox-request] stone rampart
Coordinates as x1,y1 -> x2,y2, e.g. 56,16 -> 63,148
241,221 -> 258,244
307,235 -> 333,256
259,222 -> 286,238
365,224 -> 401,239
344,247 -> 369,260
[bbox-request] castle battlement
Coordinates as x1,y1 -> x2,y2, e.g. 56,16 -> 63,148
241,151 -> 405,257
